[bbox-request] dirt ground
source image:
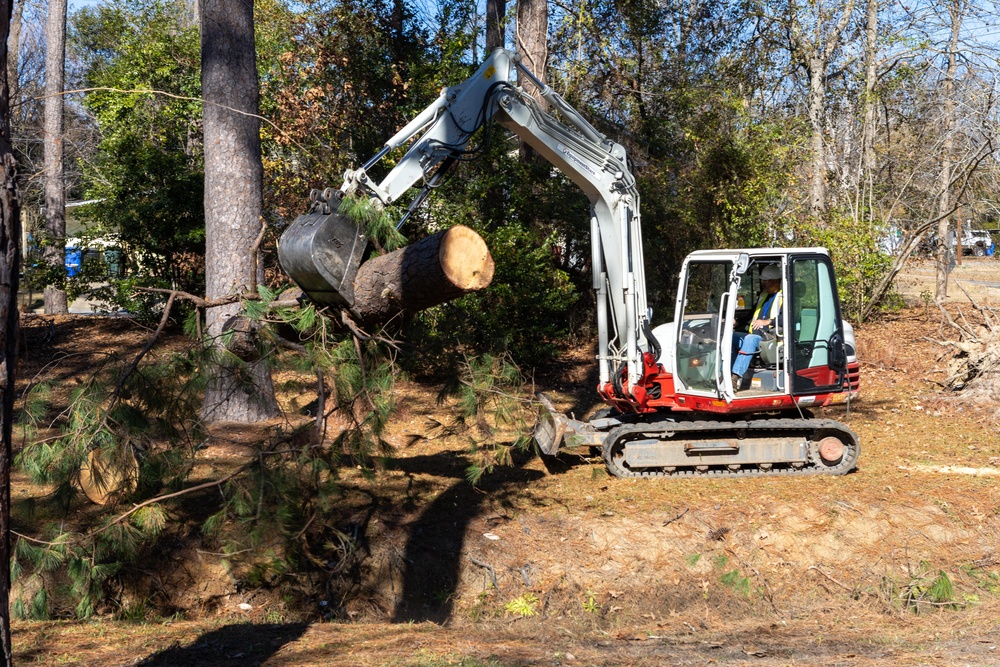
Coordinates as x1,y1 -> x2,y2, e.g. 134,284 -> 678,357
10,263 -> 1000,666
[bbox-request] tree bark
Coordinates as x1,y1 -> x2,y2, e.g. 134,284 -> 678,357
352,225 -> 494,324
806,58 -> 827,218
0,0 -> 19,661
42,0 -> 67,314
858,0 -> 878,222
516,0 -> 548,161
201,0 -> 279,423
934,0 -> 963,304
486,0 -> 505,53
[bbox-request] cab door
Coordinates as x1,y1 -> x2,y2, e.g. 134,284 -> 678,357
674,257 -> 740,400
788,255 -> 848,393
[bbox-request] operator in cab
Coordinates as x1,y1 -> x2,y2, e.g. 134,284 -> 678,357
732,265 -> 782,390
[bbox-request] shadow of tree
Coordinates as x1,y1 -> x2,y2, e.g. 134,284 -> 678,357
135,623 -> 308,666
387,447 -> 546,623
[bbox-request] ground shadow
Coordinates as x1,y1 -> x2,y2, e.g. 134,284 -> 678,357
136,623 -> 308,666
387,447 -> 545,624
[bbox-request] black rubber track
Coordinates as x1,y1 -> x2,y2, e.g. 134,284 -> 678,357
601,418 -> 860,478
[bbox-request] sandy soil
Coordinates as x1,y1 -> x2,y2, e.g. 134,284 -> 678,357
9,286 -> 1000,665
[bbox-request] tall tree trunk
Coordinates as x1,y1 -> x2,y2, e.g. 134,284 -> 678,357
42,0 -> 67,314
855,0 -> 878,225
6,0 -> 20,99
516,0 -> 547,161
486,0 -> 505,53
934,0 -> 962,304
0,0 -> 19,662
201,0 -> 279,423
807,59 -> 827,219
786,0 -> 857,221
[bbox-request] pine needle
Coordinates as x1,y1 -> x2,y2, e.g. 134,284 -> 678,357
337,195 -> 406,252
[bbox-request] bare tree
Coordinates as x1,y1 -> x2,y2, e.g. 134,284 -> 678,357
933,0 -> 965,303
200,0 -> 279,422
785,0 -> 858,219
42,0 -> 66,314
856,0 -> 878,224
0,0 -> 19,660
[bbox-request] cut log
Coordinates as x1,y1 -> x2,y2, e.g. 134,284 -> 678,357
352,225 -> 495,324
79,447 -> 138,506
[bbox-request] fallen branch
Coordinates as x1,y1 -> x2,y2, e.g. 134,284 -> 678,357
662,508 -> 689,526
470,556 -> 500,591
807,565 -> 853,592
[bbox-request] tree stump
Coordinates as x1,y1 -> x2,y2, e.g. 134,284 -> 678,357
352,225 -> 495,324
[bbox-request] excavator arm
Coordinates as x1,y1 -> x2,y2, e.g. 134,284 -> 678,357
281,48 -> 654,404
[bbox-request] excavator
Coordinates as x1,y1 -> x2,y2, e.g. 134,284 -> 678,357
278,48 -> 861,478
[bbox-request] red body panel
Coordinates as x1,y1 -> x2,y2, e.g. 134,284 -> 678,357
598,359 -> 861,416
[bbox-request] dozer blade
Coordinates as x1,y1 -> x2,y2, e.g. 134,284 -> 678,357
278,209 -> 367,308
533,393 -> 607,455
533,393 -> 576,455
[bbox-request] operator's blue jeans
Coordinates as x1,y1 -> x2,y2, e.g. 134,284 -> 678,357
732,332 -> 762,378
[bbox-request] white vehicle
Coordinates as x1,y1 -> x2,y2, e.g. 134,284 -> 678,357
959,227 -> 994,257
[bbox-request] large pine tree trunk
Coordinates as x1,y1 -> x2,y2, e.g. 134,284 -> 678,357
352,225 -> 494,323
42,0 -> 67,314
516,0 -> 548,162
201,0 -> 278,423
0,0 -> 19,661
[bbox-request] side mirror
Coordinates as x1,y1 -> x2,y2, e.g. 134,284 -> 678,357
828,331 -> 847,370
734,253 -> 750,276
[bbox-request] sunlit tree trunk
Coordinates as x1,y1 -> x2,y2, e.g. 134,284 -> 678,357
200,0 -> 279,423
6,0 -> 20,96
786,0 -> 857,220
856,0 -> 878,226
0,0 -> 19,661
43,0 -> 67,314
516,0 -> 547,162
934,0 -> 963,304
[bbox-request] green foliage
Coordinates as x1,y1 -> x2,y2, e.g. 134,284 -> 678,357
799,212 -> 893,322
13,288 -> 406,617
13,332 -> 207,617
960,563 -> 1000,595
257,0 -> 435,221
720,569 -> 752,597
503,592 -> 539,617
337,195 -> 406,253
928,570 -> 955,605
191,290 -> 399,586
431,353 -> 533,485
70,0 -> 204,318
404,148 -> 582,369
884,564 -> 965,613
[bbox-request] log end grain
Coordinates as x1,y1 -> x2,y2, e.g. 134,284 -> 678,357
439,225 -> 495,290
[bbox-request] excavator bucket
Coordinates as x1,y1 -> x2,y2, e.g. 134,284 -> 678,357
278,209 -> 367,309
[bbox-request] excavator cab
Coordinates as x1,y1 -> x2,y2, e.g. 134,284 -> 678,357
671,248 -> 855,406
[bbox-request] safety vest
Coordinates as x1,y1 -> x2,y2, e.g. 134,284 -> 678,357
749,291 -> 782,331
